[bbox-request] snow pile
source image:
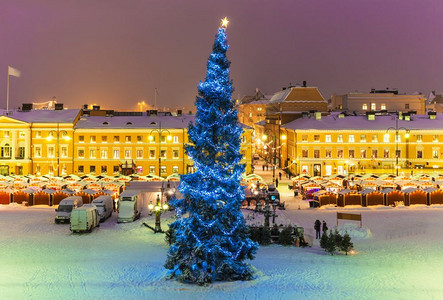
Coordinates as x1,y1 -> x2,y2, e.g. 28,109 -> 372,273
335,222 -> 372,240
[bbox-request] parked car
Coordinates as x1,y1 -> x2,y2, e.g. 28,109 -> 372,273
70,204 -> 100,233
55,196 -> 83,224
91,195 -> 113,222
117,190 -> 143,223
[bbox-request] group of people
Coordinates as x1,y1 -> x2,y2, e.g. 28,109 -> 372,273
314,219 -> 328,239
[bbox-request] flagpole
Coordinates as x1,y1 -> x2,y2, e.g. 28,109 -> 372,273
6,69 -> 9,114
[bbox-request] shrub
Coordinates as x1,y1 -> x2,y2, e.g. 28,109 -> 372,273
279,225 -> 294,246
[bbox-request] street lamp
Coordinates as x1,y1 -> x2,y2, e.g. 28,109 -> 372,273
148,121 -> 172,177
146,193 -> 169,233
385,117 -> 410,176
46,123 -> 70,177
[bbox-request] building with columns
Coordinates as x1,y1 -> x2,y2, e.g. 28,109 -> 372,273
281,111 -> 443,177
0,107 -> 253,177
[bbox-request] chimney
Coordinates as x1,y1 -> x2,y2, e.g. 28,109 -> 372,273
92,105 -> 100,111
106,110 -> 114,117
83,104 -> 89,110
177,109 -> 182,116
54,103 -> 64,110
302,81 -> 307,87
22,103 -> 33,111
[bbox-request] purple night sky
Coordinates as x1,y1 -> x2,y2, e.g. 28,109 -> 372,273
1,0 -> 442,111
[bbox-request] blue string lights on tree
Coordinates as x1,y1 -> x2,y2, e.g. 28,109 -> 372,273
165,17 -> 258,285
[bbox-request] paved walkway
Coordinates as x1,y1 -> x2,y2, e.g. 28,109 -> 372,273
251,159 -> 310,210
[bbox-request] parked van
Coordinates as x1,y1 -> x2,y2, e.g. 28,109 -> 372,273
55,196 -> 83,224
117,190 -> 142,223
70,204 -> 100,233
91,195 -> 113,222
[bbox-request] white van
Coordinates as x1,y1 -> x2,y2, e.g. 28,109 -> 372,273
70,204 -> 100,233
91,195 -> 113,222
55,196 -> 83,224
117,190 -> 142,223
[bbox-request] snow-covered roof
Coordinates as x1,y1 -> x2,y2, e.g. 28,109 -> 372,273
2,109 -> 81,124
282,113 -> 443,131
75,114 -> 251,130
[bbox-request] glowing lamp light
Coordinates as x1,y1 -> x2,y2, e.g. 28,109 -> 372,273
384,133 -> 390,139
281,134 -> 287,140
155,205 -> 161,212
46,136 -> 53,141
162,203 -> 169,210
148,135 -> 154,141
404,132 -> 410,138
148,202 -> 154,210
221,17 -> 229,28
64,136 -> 71,141
167,135 -> 172,141
261,134 -> 268,141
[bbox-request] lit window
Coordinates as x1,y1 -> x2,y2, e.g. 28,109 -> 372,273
371,103 -> 376,110
161,150 -> 167,159
149,166 -> 155,174
48,146 -> 55,158
302,135 -> 308,142
35,146 -> 42,157
137,136 -> 143,143
337,149 -> 343,158
362,104 -> 368,110
149,150 -> 156,159
114,136 -> 119,143
136,149 -> 143,159
101,149 -> 107,159
433,135 -> 438,143
161,166 -> 167,174
302,150 -> 308,158
113,149 -> 120,159
125,136 -> 131,143
360,149 -> 366,158
90,165 -> 96,173
90,136 -> 96,143
125,150 -> 131,159
372,149 -> 378,158
173,149 -> 179,159
78,149 -> 84,158
173,136 -> 179,143
360,135 -> 366,142
384,134 -> 390,143
349,150 -> 355,158
348,135 -> 355,143
417,135 -> 422,142
89,149 -> 96,158
372,135 -> 378,143
433,150 -> 439,159
325,135 -> 331,143
384,149 -> 389,158
337,135 -> 343,142
79,135 -> 84,143
102,136 -> 107,143
314,135 -> 320,142
61,146 -> 68,158
395,135 -> 401,143
381,104 -> 386,110
325,150 -> 332,158
36,131 -> 41,138
314,150 -> 320,158
173,166 -> 179,173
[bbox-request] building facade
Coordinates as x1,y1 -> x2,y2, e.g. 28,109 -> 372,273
281,112 -> 443,177
0,108 -> 253,177
330,89 -> 427,114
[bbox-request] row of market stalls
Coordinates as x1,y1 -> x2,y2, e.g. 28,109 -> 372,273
292,173 -> 443,207
0,173 -> 180,206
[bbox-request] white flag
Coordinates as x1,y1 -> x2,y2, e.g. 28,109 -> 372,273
8,66 -> 21,77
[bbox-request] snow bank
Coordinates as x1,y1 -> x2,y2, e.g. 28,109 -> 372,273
334,222 -> 372,240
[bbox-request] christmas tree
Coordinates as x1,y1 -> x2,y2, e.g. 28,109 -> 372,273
165,17 -> 258,285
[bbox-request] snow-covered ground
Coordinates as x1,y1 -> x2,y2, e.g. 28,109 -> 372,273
1,201 -> 443,299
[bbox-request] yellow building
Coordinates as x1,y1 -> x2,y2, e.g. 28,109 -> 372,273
0,108 -> 253,177
281,112 -> 443,177
0,109 -> 80,176
73,111 -> 253,176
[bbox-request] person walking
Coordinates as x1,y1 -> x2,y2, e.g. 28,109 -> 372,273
322,220 -> 328,233
279,171 -> 282,180
262,164 -> 265,171
275,178 -> 279,188
314,219 -> 321,239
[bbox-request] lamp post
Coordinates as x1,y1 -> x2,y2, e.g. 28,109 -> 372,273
147,193 -> 169,233
385,117 -> 409,176
46,123 -> 70,177
148,122 -> 172,178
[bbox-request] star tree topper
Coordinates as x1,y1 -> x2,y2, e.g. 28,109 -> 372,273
221,17 -> 229,28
